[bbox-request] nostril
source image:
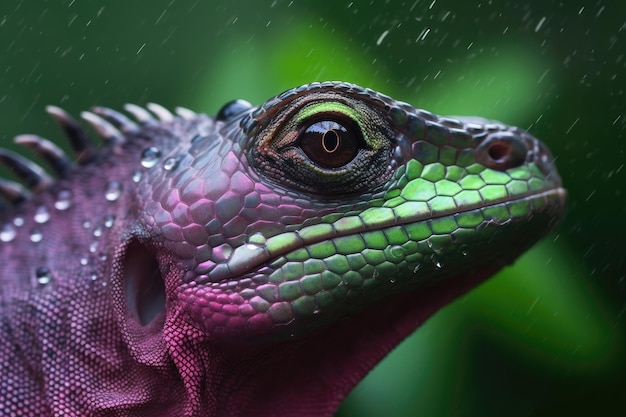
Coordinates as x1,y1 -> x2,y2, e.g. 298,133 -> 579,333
487,142 -> 510,162
477,132 -> 528,170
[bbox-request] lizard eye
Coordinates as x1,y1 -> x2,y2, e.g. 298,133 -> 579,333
298,119 -> 361,168
247,95 -> 394,195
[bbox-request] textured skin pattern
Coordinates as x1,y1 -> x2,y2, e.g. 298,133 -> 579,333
0,82 -> 565,416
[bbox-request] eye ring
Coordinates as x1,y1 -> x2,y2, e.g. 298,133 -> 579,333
321,129 -> 340,153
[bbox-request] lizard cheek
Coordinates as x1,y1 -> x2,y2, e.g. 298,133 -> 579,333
123,242 -> 167,327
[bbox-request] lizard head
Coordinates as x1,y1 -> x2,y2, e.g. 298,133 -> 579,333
2,81 -> 564,415
117,82 -> 565,347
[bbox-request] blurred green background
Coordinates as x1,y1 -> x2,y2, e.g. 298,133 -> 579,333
1,1 -> 624,416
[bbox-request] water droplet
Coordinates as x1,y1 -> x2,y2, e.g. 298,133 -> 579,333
36,267 -> 51,285
214,244 -> 233,261
90,274 -> 98,281
80,257 -> 88,266
93,227 -> 103,238
427,239 -> 445,254
104,181 -> 122,202
246,233 -> 267,249
104,214 -> 115,228
140,147 -> 162,168
54,190 -> 72,210
132,170 -> 142,183
99,253 -> 107,261
34,205 -> 50,224
30,229 -> 43,243
83,220 -> 91,229
433,259 -> 443,269
163,157 -> 180,171
389,277 -> 397,284
35,266 -> 52,285
459,244 -> 470,256
89,241 -> 98,253
0,224 -> 16,242
13,217 -> 24,227
389,245 -> 405,260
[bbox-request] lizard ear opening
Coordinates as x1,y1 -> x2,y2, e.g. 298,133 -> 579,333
113,239 -> 169,365
123,241 -> 166,327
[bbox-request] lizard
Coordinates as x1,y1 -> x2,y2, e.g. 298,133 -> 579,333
0,81 -> 566,416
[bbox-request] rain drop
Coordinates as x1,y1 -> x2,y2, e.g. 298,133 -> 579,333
83,220 -> 91,229
90,274 -> 98,281
0,223 -> 16,242
80,257 -> 89,266
246,233 -> 267,249
104,214 -> 115,228
433,259 -> 443,269
34,205 -> 50,224
140,147 -> 162,168
93,227 -> 102,238
36,267 -> 51,285
0,223 -> 17,242
13,217 -> 24,227
89,241 -> 98,253
427,239 -> 445,254
104,181 -> 122,202
54,190 -> 72,211
30,229 -> 43,243
132,170 -> 142,183
389,245 -> 405,260
163,157 -> 180,171
214,244 -> 233,261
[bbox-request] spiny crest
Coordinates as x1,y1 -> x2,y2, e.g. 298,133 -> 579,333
0,104 -> 197,213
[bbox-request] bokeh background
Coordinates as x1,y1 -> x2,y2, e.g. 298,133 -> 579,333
1,1 -> 624,416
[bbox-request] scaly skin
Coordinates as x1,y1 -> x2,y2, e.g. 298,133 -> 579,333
0,82 -> 565,416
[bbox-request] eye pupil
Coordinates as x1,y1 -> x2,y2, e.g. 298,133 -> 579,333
299,119 -> 360,168
322,130 -> 340,153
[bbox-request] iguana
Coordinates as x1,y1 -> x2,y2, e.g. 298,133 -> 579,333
0,82 -> 565,416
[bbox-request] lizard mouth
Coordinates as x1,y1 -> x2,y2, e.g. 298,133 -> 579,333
186,185 -> 566,340
211,185 -> 567,283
